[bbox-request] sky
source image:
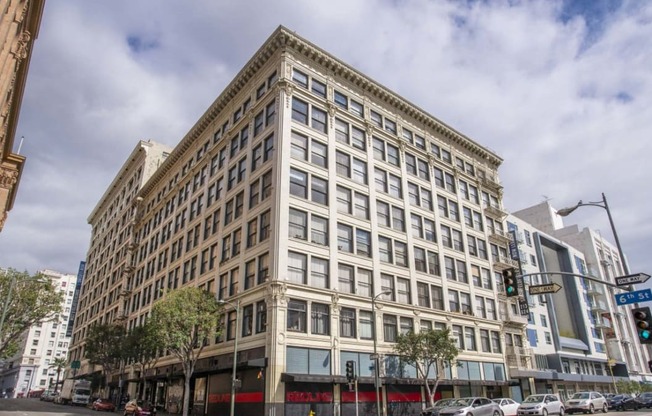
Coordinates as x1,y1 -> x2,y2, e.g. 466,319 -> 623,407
1,0 -> 651,290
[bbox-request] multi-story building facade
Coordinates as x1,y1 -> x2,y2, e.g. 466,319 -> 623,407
67,139 -> 171,378
69,26 -> 520,416
0,269 -> 76,397
504,213 -> 633,401
0,0 -> 46,232
502,202 -> 652,400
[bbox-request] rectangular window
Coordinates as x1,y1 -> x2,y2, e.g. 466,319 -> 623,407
288,251 -> 307,284
338,264 -> 354,293
311,215 -> 328,245
417,283 -> 430,307
397,278 -> 411,304
287,300 -> 307,332
311,106 -> 328,133
292,98 -> 309,124
337,223 -> 353,253
290,168 -> 308,198
311,303 -> 330,335
340,308 -> 356,338
292,69 -> 309,88
289,208 -> 307,239
359,311 -> 373,339
311,257 -> 329,289
383,315 -> 397,342
256,301 -> 267,333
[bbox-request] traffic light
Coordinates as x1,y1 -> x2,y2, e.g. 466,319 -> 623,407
502,268 -> 519,297
632,307 -> 652,344
345,360 -> 356,382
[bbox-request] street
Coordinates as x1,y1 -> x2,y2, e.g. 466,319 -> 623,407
2,399 -> 652,416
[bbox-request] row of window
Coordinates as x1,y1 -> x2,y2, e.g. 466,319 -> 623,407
286,298 -> 501,351
284,255 -> 497,315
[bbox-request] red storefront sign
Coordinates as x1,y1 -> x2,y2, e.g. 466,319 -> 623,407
285,391 -> 333,403
208,392 -> 264,403
341,390 -> 379,402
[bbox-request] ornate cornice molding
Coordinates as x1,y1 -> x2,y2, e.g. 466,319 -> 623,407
139,25 -> 501,198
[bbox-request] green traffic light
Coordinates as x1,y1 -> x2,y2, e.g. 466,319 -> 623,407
641,329 -> 651,340
507,287 -> 514,294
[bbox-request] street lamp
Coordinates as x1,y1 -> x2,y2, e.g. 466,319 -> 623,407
556,193 -> 630,275
218,299 -> 241,416
372,290 -> 392,416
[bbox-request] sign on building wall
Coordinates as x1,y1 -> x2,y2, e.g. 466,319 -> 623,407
65,261 -> 85,337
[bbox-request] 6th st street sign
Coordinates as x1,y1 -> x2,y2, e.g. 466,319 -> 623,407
528,282 -> 562,295
615,273 -> 651,287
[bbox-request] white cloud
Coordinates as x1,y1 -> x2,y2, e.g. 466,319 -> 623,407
1,0 -> 650,280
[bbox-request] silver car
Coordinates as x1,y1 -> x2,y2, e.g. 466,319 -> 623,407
564,391 -> 607,414
439,397 -> 503,416
518,394 -> 565,416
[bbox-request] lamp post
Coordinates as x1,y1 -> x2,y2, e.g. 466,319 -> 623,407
218,299 -> 240,416
556,193 -> 629,275
372,290 -> 392,416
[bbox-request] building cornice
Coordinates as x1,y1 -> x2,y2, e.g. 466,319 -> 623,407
140,25 -> 501,198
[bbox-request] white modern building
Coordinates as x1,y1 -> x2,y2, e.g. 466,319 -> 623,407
503,201 -> 652,400
0,269 -> 77,397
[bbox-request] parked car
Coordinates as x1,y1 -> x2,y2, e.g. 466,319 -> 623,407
40,391 -> 53,401
637,392 -> 652,408
518,394 -> 565,416
41,391 -> 59,402
124,399 -> 157,416
607,394 -> 641,411
422,398 -> 456,416
493,398 -> 520,416
564,391 -> 607,414
438,397 -> 503,416
92,398 -> 116,411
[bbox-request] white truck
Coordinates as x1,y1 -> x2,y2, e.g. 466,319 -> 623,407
57,379 -> 91,405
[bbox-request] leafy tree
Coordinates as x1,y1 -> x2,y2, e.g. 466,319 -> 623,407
49,357 -> 68,393
394,328 -> 459,408
150,287 -> 222,416
0,269 -> 63,358
84,323 -> 127,396
124,320 -> 160,400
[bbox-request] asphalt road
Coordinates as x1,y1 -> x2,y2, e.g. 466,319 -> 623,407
2,399 -> 652,416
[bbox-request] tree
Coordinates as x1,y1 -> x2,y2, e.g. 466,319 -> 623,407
124,320 -> 160,400
150,287 -> 222,416
0,269 -> 63,358
49,357 -> 68,393
394,328 -> 459,408
84,323 -> 127,397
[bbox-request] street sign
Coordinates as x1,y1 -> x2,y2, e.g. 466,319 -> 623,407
70,360 -> 80,369
528,283 -> 562,295
518,299 -> 530,316
615,273 -> 651,287
615,288 -> 652,306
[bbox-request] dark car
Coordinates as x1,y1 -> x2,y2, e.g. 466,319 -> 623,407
607,394 -> 641,411
93,398 -> 116,411
637,392 -> 652,408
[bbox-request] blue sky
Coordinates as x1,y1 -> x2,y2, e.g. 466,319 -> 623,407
1,0 -> 651,291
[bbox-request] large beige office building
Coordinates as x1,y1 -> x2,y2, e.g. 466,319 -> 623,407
0,0 -> 45,232
69,26 -> 519,416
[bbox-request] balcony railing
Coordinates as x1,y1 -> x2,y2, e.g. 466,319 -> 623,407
493,254 -> 519,271
484,204 -> 508,219
500,311 -> 528,326
505,346 -> 534,369
488,229 -> 511,245
480,176 -> 504,193
590,300 -> 608,312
